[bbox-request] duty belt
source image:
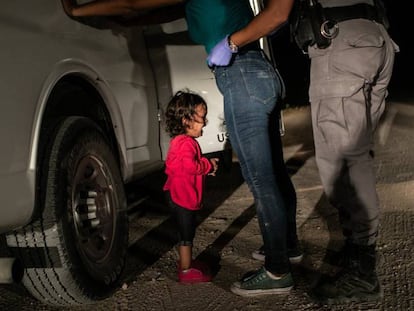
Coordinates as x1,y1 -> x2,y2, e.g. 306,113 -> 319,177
323,3 -> 382,24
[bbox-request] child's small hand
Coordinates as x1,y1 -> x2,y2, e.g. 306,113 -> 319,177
208,158 -> 219,176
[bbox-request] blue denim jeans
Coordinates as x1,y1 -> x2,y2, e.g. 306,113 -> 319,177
214,50 -> 298,274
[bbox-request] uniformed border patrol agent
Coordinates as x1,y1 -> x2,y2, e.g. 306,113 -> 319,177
292,0 -> 399,304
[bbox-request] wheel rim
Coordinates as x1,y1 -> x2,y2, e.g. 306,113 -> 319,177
72,154 -> 116,264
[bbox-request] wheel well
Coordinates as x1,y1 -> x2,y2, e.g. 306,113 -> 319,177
41,76 -> 116,146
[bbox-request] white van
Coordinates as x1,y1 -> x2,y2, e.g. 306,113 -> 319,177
0,2 -> 234,306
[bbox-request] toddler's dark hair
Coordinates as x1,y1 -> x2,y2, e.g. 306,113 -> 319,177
165,90 -> 207,137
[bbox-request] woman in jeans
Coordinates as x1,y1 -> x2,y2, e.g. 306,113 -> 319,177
62,0 -> 300,297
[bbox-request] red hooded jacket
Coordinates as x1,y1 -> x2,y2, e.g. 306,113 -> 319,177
163,134 -> 212,210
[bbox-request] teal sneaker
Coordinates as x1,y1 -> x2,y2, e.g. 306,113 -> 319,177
231,267 -> 294,297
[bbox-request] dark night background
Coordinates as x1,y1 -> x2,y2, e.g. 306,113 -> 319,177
271,1 -> 412,107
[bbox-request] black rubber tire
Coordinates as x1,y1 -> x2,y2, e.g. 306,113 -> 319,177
6,116 -> 128,306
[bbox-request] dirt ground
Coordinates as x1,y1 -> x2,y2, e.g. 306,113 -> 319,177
1,102 -> 413,311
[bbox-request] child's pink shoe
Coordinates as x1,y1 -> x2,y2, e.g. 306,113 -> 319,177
178,268 -> 212,283
176,259 -> 211,273
190,259 -> 210,272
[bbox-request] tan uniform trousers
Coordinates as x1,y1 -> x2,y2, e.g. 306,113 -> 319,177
308,19 -> 398,245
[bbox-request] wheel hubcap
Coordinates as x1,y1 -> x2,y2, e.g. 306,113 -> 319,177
72,155 -> 116,263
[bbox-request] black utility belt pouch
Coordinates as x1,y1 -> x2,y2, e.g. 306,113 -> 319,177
291,0 -> 388,52
290,0 -> 333,52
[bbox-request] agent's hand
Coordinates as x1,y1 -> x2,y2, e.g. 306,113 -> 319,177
208,158 -> 219,176
61,0 -> 77,16
207,36 -> 237,67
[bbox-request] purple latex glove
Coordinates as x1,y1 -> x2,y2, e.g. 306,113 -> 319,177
207,35 -> 237,67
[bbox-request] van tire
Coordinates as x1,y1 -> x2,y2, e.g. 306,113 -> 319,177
6,116 -> 128,306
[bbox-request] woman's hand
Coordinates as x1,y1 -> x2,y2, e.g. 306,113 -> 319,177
207,36 -> 237,67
